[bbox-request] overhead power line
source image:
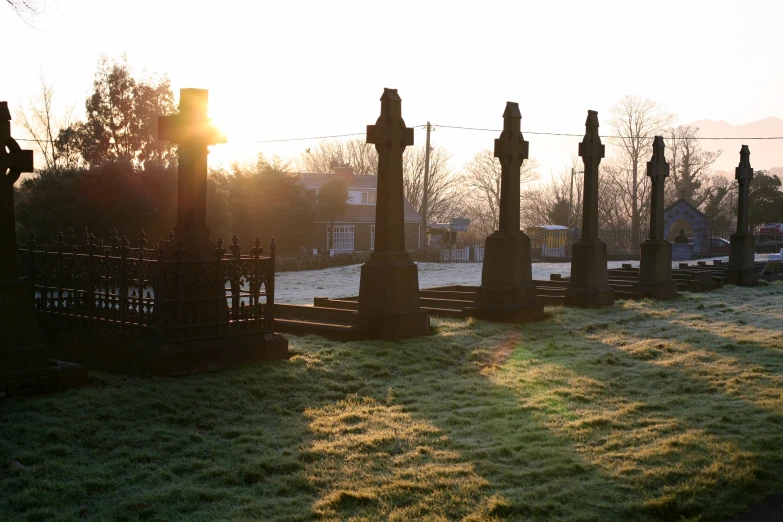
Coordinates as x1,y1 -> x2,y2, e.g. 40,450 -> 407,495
13,123 -> 783,145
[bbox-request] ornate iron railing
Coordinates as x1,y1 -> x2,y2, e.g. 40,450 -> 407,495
17,230 -> 276,343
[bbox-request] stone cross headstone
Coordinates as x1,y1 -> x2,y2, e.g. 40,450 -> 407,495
159,89 -> 225,246
728,145 -> 758,285
636,136 -> 677,298
0,102 -> 33,280
566,110 -> 614,307
365,88 -> 414,259
472,102 -> 542,322
357,88 -> 428,339
0,102 -> 46,371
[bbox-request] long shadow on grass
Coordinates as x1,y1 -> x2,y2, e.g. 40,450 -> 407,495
509,303 -> 783,521
0,345 -> 347,521
300,318 -> 658,521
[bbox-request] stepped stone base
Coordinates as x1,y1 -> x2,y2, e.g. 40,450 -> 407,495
728,233 -> 759,286
637,240 -> 677,299
566,239 -> 615,307
470,283 -> 544,322
42,328 -> 289,377
357,258 -> 430,339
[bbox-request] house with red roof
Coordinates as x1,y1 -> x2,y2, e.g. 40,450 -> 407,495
300,165 -> 422,252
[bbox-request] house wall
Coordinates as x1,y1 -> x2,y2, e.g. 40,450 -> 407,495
311,222 -> 422,252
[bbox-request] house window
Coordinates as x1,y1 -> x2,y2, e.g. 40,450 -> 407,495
361,192 -> 377,204
327,225 -> 355,251
371,225 -> 375,250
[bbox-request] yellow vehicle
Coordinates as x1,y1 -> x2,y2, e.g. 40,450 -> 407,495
526,225 -> 569,257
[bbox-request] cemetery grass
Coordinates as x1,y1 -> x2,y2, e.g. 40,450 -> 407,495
2,285 -> 783,521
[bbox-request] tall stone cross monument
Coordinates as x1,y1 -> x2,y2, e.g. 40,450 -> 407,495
566,110 -> 614,307
473,102 -> 543,321
159,89 -> 225,256
0,102 -> 46,370
357,89 -> 429,339
728,145 -> 758,286
636,136 -> 677,298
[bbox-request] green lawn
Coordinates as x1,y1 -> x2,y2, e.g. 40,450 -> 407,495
2,283 -> 783,521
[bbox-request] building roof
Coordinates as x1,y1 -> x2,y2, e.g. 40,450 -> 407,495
299,172 -> 422,223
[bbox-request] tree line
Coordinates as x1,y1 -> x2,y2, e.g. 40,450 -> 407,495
13,57 -> 783,252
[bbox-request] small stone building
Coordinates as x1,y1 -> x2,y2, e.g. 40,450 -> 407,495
663,198 -> 711,256
300,166 -> 422,252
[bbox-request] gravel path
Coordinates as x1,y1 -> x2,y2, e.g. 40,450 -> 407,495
274,255 -> 748,304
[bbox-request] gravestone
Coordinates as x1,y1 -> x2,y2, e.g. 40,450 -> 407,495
357,89 -> 429,338
636,136 -> 677,298
159,88 -> 226,257
0,101 -> 86,396
565,111 -> 614,307
728,145 -> 758,285
472,102 -> 543,321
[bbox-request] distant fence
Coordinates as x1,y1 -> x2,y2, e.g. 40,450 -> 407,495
436,226 -> 783,262
17,230 -> 276,343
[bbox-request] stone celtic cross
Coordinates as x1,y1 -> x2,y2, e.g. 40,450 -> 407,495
646,136 -> 669,241
578,110 -> 605,240
494,102 -> 528,232
735,145 -> 753,235
0,102 -> 34,279
159,89 -> 225,242
366,88 -> 414,258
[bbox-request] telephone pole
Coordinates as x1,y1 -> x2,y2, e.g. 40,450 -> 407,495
421,122 -> 432,248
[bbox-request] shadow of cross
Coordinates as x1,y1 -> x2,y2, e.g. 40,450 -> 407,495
1,101 -> 34,279
494,102 -> 528,233
158,89 -> 226,242
366,88 -> 413,258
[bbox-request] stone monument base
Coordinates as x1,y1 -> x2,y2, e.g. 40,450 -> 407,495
636,240 -> 678,299
565,239 -> 615,307
0,279 -> 88,397
470,284 -> 544,322
357,258 -> 430,339
728,233 -> 758,286
41,328 -> 289,377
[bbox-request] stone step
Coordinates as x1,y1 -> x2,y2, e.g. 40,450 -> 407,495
419,290 -> 478,300
275,303 -> 358,323
275,318 -> 364,341
422,307 -> 469,318
419,297 -> 475,309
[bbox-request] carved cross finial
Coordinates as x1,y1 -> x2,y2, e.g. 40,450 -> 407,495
158,89 -> 226,146
735,145 -> 753,182
646,136 -> 669,180
0,102 -> 34,186
366,88 -> 414,154
215,237 -> 226,260
578,110 -> 605,160
494,102 -> 528,168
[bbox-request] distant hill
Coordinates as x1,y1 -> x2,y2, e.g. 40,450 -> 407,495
685,117 -> 783,173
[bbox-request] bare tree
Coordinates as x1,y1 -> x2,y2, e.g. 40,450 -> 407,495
521,161 -> 583,229
607,95 -> 675,247
297,138 -> 377,175
5,0 -> 47,24
664,125 -> 722,207
460,149 -> 539,239
14,70 -> 75,170
402,144 -> 460,224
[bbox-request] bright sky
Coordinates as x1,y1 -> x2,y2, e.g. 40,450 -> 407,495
2,0 -> 782,177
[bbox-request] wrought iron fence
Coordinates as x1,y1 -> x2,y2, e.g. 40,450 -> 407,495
17,229 -> 276,343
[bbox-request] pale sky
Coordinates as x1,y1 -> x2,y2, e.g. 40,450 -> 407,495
2,0 -> 782,176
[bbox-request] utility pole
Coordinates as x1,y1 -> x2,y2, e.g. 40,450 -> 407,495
421,122 -> 432,248
568,167 -> 574,231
